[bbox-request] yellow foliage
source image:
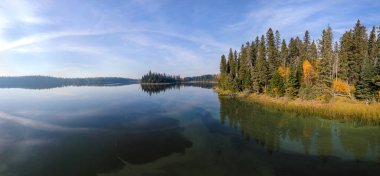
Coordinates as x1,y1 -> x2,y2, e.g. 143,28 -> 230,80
333,79 -> 350,95
278,67 -> 284,77
278,66 -> 290,81
285,67 -> 290,80
302,60 -> 314,86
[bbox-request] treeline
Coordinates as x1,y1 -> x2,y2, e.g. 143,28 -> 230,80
141,71 -> 217,83
183,74 -> 217,82
0,76 -> 137,89
219,20 -> 380,102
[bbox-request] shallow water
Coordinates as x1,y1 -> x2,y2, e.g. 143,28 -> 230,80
0,84 -> 379,176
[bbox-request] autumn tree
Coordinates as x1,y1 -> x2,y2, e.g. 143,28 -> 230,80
302,60 -> 315,87
333,79 -> 351,96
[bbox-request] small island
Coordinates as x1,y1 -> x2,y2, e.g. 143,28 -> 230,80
140,71 -> 217,84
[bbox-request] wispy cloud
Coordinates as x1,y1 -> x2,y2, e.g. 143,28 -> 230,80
0,111 -> 104,133
224,0 -> 379,41
0,0 -> 378,77
0,30 -> 120,52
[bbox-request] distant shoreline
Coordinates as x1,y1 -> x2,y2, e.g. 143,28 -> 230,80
139,81 -> 217,85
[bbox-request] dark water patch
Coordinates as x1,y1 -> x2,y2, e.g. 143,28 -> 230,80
0,116 -> 192,176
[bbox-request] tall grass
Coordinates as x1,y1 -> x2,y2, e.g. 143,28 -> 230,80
216,89 -> 380,125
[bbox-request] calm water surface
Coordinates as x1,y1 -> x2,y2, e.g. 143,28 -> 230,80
0,84 -> 379,176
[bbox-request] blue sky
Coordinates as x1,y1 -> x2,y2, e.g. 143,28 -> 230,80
0,0 -> 379,78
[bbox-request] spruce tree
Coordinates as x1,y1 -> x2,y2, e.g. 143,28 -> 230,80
302,30 -> 310,62
288,38 -> 300,70
310,40 -> 318,69
333,42 -> 339,81
219,55 -> 227,90
267,28 -> 278,77
254,35 -> 269,93
350,20 -> 368,85
286,69 -> 300,98
275,30 -> 281,66
375,31 -> 380,92
368,26 -> 377,63
227,48 -> 237,91
355,57 -> 375,100
319,26 -> 333,87
239,43 -> 252,90
280,39 -> 288,69
269,70 -> 284,97
338,32 -> 351,81
275,30 -> 281,51
220,55 -> 227,75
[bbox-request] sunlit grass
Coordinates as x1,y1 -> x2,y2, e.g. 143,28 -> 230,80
217,89 -> 380,125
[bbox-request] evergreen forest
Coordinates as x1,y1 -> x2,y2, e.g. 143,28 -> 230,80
218,20 -> 380,102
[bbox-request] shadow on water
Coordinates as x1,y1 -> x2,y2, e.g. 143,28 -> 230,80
0,114 -> 192,176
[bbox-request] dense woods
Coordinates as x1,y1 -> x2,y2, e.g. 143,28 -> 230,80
141,71 -> 216,83
183,75 -> 217,82
218,20 -> 380,102
141,71 -> 181,83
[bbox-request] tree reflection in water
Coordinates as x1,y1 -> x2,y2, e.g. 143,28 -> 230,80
218,96 -> 380,162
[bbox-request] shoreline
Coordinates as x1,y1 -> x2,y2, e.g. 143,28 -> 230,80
140,81 -> 217,85
216,88 -> 380,124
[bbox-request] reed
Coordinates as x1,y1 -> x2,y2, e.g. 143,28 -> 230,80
217,89 -> 380,124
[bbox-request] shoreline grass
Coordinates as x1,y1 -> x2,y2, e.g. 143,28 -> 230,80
215,88 -> 380,124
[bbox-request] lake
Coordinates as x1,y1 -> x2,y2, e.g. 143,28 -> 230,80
0,84 -> 379,176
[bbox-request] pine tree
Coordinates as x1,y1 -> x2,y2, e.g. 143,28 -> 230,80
301,30 -> 310,62
374,55 -> 380,94
280,39 -> 288,69
250,40 -> 258,67
375,31 -> 380,93
355,57 -> 375,100
288,37 -> 300,70
269,70 -> 284,97
251,36 -> 261,92
275,30 -> 281,51
338,32 -> 351,81
368,26 -> 377,63
219,55 -> 227,90
310,40 -> 318,69
350,20 -> 368,85
332,42 -> 339,81
234,50 -> 239,79
254,35 -> 269,93
239,43 -> 252,90
319,26 -> 333,87
286,69 -> 300,98
275,30 -> 281,66
267,28 -> 278,77
227,48 -> 238,91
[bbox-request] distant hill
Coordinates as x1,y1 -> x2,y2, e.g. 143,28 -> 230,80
0,76 -> 138,89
